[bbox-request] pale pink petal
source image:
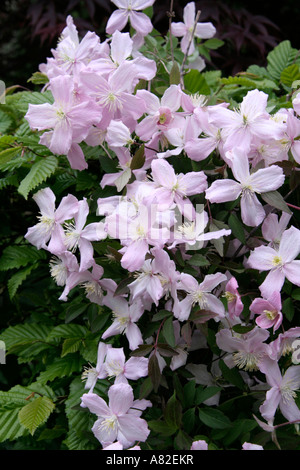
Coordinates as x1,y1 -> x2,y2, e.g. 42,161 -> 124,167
67,143 -> 88,171
33,187 -> 56,218
180,171 -> 207,195
195,22 -> 216,39
25,103 -> 57,130
279,397 -> 300,422
50,118 -> 73,155
110,31 -> 133,64
125,323 -> 143,350
161,85 -> 182,111
283,260 -> 300,286
78,238 -> 94,271
205,179 -> 242,203
82,222 -> 107,241
124,357 -> 148,380
117,414 -> 150,444
259,269 -> 286,298
47,224 -> 66,255
247,245 -> 277,271
183,2 -> 195,28
185,137 -> 217,161
171,22 -> 187,37
109,383 -> 133,415
106,9 -> 129,35
278,226 -> 300,263
240,191 -> 265,227
259,387 -> 281,422
129,11 -> 153,35
121,239 -> 149,272
151,158 -> 177,188
81,392 -> 110,417
55,194 -> 78,223
229,148 -> 250,183
199,273 -> 227,292
249,165 -> 285,193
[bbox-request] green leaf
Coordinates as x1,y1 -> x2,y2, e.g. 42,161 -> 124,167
162,316 -> 176,348
18,155 -> 58,199
47,324 -> 88,342
282,297 -> 295,322
183,380 -> 196,409
280,64 -> 300,87
27,72 -> 49,85
164,392 -> 182,429
0,322 -> 51,354
130,344 -> 154,357
130,144 -> 145,170
228,213 -> 246,243
169,62 -> 181,85
0,245 -> 47,271
204,38 -> 224,49
0,408 -> 27,442
139,376 -> 153,399
152,310 -> 173,322
260,190 -> 292,215
37,355 -> 83,383
7,264 -> 38,299
0,146 -> 21,165
147,420 -> 177,436
195,386 -> 222,405
182,408 -> 195,434
184,70 -> 210,95
219,359 -> 245,390
65,302 -> 89,324
198,407 -> 231,429
148,353 -> 161,392
187,254 -> 210,267
18,396 -> 55,435
61,338 -> 83,357
232,324 -> 255,334
0,110 -> 12,133
267,40 -> 300,81
17,90 -> 54,114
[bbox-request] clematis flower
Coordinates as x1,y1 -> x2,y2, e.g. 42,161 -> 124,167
63,198 -> 107,272
250,291 -> 283,332
49,251 -> 79,287
205,148 -> 285,227
171,2 -> 216,56
102,296 -> 144,350
247,226 -> 300,298
216,326 -> 271,372
25,75 -> 101,169
223,276 -> 244,319
173,272 -> 227,321
104,347 -> 148,384
106,0 -> 155,36
82,342 -> 111,392
81,383 -> 151,448
242,442 -> 264,450
25,187 -> 78,255
259,357 -> 300,424
190,440 -> 208,450
261,211 -> 292,249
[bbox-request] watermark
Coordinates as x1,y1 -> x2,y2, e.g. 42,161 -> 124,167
292,339 -> 300,365
0,80 -> 5,104
0,341 -> 6,364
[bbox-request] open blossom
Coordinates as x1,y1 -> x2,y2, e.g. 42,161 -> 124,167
82,342 -> 111,392
171,2 -> 216,55
250,291 -> 283,332
25,75 -> 101,169
190,440 -> 208,450
259,357 -> 300,424
81,383 -> 151,448
102,296 -> 144,350
205,148 -> 285,227
104,347 -> 148,384
173,272 -> 227,321
106,0 -> 155,36
25,187 -> 78,255
223,276 -> 244,319
261,211 -> 291,249
247,226 -> 300,298
216,326 -> 271,372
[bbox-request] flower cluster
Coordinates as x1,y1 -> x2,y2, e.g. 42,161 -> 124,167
23,1 -> 300,450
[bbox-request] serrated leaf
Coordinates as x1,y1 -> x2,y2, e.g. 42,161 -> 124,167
0,322 -> 52,354
0,146 -> 21,165
198,407 -> 231,429
47,324 -> 88,342
18,396 -> 55,435
37,355 -> 83,383
280,64 -> 300,87
0,245 -> 47,271
184,70 -> 210,95
61,338 -> 83,357
267,40 -> 300,81
28,72 -> 49,85
0,110 -> 13,133
7,264 -> 38,299
0,408 -> 27,442
18,155 -> 58,199
260,190 -> 292,214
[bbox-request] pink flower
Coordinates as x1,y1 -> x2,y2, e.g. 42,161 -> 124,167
106,0 -> 155,36
173,272 -> 227,321
261,212 -> 291,249
205,148 -> 285,227
208,89 -> 285,152
223,276 -> 244,319
104,347 -> 148,384
81,383 -> 151,448
102,296 -> 144,350
82,342 -> 111,392
250,291 -> 283,332
135,85 -> 183,141
247,226 -> 300,298
259,357 -> 300,423
190,440 -> 208,450
25,75 -> 101,169
63,198 -> 107,272
171,2 -> 216,55
242,442 -> 264,450
25,188 -> 78,255
216,327 -> 271,372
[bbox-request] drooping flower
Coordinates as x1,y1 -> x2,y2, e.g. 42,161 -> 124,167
82,342 -> 111,392
223,276 -> 244,319
81,383 -> 151,448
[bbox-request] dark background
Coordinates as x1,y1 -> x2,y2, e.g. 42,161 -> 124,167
1,0 -> 300,88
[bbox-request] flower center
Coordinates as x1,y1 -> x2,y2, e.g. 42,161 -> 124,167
36,215 -> 55,237
281,383 -> 297,405
223,291 -> 236,303
82,281 -> 103,300
272,255 -> 283,267
232,351 -> 262,371
112,312 -> 129,334
64,221 -> 81,251
105,360 -> 124,378
191,290 -> 207,309
263,309 -> 277,320
49,257 -> 68,286
99,414 -> 118,433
